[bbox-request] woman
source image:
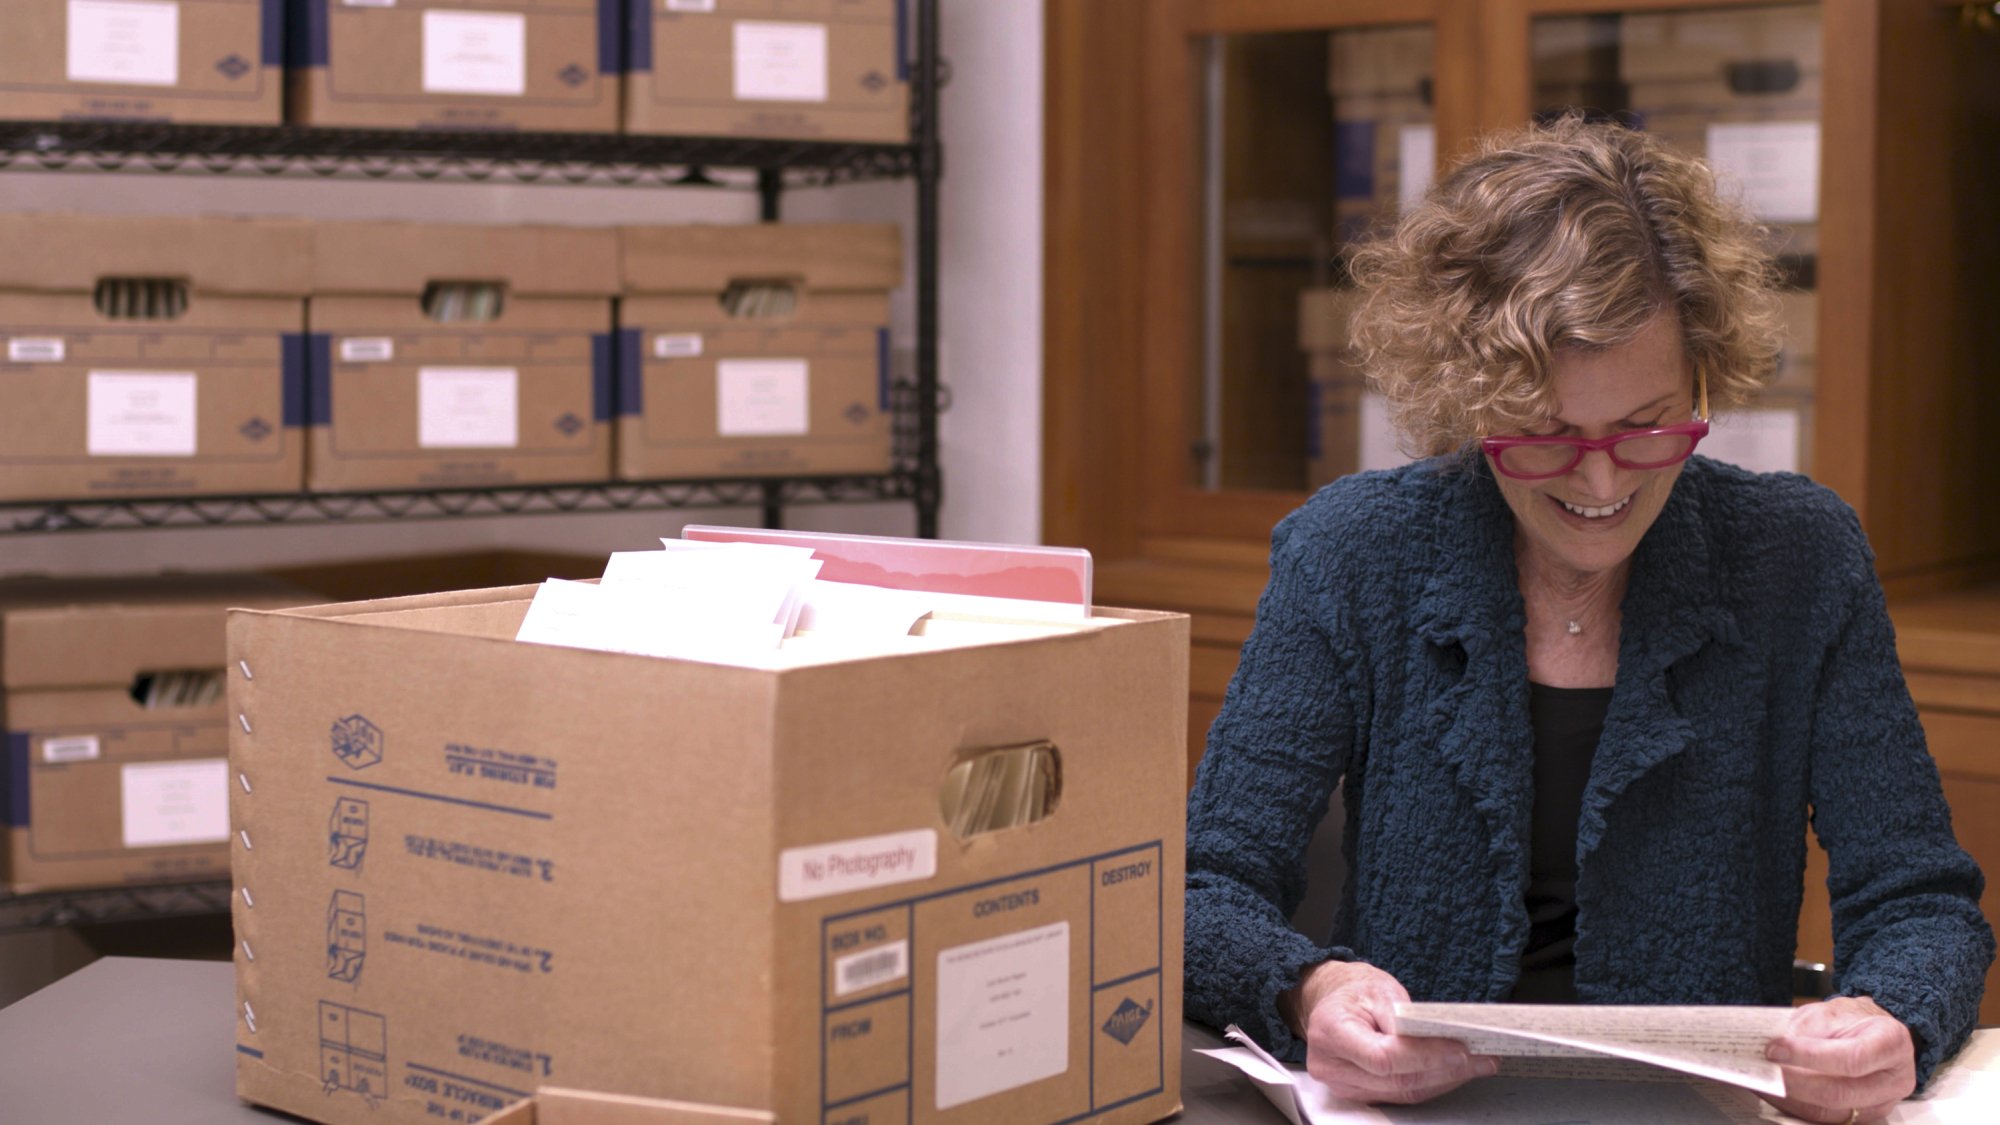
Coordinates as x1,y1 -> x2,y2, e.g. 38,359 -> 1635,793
1183,117 -> 1992,1125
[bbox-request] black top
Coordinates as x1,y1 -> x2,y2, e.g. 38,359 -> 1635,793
1510,681 -> 1614,1003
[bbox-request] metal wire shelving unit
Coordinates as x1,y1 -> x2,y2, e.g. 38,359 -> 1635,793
0,0 -> 943,929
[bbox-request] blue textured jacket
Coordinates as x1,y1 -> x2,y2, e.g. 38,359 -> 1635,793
1185,455 -> 1993,1084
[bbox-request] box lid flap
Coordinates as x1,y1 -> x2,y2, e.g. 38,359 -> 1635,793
0,574 -> 318,689
311,222 -> 620,297
0,213 -> 312,296
619,224 -> 902,294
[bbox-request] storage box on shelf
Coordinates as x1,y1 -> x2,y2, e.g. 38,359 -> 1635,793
287,0 -> 618,132
0,213 -> 309,504
0,573 -> 315,894
1326,24 -> 1433,247
0,0 -> 282,125
617,223 -> 900,480
229,586 -> 1187,1125
304,221 -> 618,493
625,0 -> 909,142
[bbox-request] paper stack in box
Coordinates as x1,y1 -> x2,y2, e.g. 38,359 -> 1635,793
230,527 -> 1188,1125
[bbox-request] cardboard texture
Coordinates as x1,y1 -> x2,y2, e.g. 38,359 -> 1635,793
480,1087 -> 776,1125
625,0 -> 909,143
1299,287 -> 1365,488
306,222 -> 618,492
617,224 -> 901,479
286,0 -> 618,132
229,586 -> 1187,1125
0,213 -> 310,503
0,0 -> 283,125
0,573 -> 316,892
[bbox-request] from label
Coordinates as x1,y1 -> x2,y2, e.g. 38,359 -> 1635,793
934,921 -> 1071,1109
121,758 -> 229,848
717,358 -> 809,437
733,21 -> 830,103
88,371 -> 198,457
652,333 -> 703,359
42,735 -> 101,763
7,337 -> 66,363
418,366 -> 519,449
339,337 -> 395,363
422,10 -> 528,97
779,828 -> 935,902
1707,121 -> 1820,224
67,0 -> 181,87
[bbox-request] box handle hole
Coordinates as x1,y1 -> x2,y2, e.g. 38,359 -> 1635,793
128,668 -> 226,709
719,278 -> 802,319
421,281 -> 507,323
940,742 -> 1060,839
94,278 -> 189,320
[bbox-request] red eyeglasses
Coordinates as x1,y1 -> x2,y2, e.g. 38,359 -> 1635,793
1480,374 -> 1711,481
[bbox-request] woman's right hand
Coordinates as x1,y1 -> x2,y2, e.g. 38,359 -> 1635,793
1287,960 -> 1498,1104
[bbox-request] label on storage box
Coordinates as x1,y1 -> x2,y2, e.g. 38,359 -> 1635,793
418,367 -> 520,449
652,333 -> 704,359
422,10 -> 528,97
42,735 -> 101,763
121,758 -> 229,847
780,828 -> 936,902
1704,406 -> 1802,475
935,921 -> 1072,1109
7,337 -> 65,363
339,337 -> 395,363
88,371 -> 198,457
717,358 -> 810,436
67,0 -> 181,87
734,21 -> 831,103
1707,121 -> 1820,224
666,0 -> 717,11
1397,125 -> 1436,213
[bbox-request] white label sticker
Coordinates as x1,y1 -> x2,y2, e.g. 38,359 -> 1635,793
67,0 -> 181,87
935,921 -> 1071,1109
42,735 -> 102,764
1397,124 -> 1436,214
1358,390 -> 1414,473
88,371 -> 197,457
422,9 -> 527,97
835,939 -> 910,997
717,358 -> 809,436
666,0 -> 716,11
1706,121 -> 1820,224
1702,407 -> 1802,475
418,366 -> 519,449
343,0 -> 398,7
7,337 -> 66,363
121,758 -> 229,848
339,337 -> 395,363
653,333 -> 704,359
778,828 -> 936,902
734,21 -> 830,103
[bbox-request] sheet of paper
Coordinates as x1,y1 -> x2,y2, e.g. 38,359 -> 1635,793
1393,1003 -> 1791,1096
88,371 -> 197,457
422,9 -> 527,97
514,579 -> 784,661
717,358 -> 810,436
1199,1025 -> 1770,1125
934,921 -> 1070,1109
733,20 -> 830,103
418,366 -> 519,449
795,579 -> 936,637
121,758 -> 229,848
68,0 -> 180,87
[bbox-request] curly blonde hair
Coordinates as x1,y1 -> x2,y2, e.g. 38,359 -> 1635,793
1347,115 -> 1785,456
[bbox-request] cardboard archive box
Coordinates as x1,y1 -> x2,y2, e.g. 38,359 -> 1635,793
0,574 -> 315,893
229,586 -> 1188,1125
306,222 -> 617,492
0,0 -> 282,124
0,213 -> 310,503
1298,287 -> 1363,488
287,0 -> 618,132
480,1087 -> 775,1125
618,223 -> 900,479
1326,25 -> 1433,246
626,0 -> 909,142
1620,6 -> 1822,257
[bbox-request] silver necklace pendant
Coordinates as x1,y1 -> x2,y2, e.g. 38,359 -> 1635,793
1565,619 -> 1583,636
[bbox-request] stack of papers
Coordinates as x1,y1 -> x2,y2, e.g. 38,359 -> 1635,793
939,743 -> 1057,838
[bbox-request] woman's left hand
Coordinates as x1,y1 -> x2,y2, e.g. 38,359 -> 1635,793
1761,996 -> 1916,1124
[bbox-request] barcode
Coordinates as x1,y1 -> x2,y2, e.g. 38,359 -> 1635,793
835,941 -> 909,997
7,337 -> 65,362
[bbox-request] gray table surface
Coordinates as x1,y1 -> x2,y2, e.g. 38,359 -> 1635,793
0,957 -> 1269,1125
